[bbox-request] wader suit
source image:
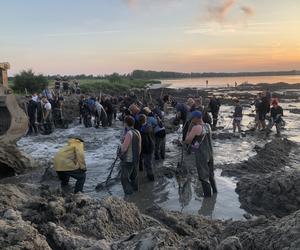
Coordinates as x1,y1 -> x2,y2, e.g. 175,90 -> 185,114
121,129 -> 141,195
192,123 -> 217,197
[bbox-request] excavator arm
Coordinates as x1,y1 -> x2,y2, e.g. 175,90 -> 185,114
0,63 -> 28,143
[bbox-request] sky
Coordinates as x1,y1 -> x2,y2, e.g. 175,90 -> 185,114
1,0 -> 300,75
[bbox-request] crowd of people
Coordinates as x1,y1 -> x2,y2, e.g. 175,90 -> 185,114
26,78 -> 81,136
252,89 -> 284,135
51,88 -> 284,197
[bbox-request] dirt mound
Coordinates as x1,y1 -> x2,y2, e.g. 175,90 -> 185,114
236,170 -> 300,217
146,205 -> 223,248
0,143 -> 35,179
220,138 -> 295,178
0,182 -> 299,249
222,210 -> 300,249
0,209 -> 51,249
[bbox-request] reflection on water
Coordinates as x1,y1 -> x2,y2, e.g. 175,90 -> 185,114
160,75 -> 300,89
17,100 -> 300,220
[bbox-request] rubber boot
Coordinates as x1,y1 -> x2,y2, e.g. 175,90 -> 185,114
209,176 -> 218,194
201,181 -> 212,198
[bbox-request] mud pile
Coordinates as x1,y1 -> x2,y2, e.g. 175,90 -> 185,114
236,170 -> 300,217
222,210 -> 300,249
0,143 -> 35,179
0,182 -> 299,249
220,138 -> 294,177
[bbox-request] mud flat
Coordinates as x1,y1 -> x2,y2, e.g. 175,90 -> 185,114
1,83 -> 300,249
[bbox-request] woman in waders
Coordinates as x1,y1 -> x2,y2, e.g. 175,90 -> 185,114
184,111 -> 217,197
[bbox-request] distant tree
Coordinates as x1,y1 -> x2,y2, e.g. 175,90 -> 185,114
108,73 -> 122,83
13,69 -> 48,93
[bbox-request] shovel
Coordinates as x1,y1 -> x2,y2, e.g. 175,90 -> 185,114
95,155 -> 119,191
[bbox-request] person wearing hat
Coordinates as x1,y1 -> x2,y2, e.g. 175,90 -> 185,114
232,98 -> 243,134
53,137 -> 87,193
266,99 -> 283,135
184,111 -> 217,198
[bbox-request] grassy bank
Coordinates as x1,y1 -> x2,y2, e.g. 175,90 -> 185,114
76,78 -> 149,93
8,74 -> 160,95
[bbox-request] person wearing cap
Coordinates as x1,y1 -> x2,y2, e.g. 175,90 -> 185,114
232,98 -> 243,134
184,110 -> 217,198
53,137 -> 87,193
173,98 -> 194,140
266,99 -> 283,135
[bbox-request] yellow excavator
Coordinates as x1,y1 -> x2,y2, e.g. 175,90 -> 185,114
0,62 -> 28,143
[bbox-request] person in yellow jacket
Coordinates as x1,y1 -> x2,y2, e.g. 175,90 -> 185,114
54,137 -> 86,193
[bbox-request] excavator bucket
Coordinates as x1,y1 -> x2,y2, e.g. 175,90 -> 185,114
0,63 -> 28,143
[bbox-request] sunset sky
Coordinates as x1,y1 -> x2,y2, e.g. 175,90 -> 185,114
1,0 -> 300,75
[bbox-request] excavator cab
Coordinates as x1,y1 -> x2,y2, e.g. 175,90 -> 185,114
0,63 -> 28,143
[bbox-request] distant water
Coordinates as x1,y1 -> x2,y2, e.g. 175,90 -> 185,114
160,75 -> 300,89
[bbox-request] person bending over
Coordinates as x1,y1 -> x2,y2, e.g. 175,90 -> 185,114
267,99 -> 284,136
54,137 -> 86,193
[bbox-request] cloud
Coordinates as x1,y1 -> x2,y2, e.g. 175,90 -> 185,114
205,0 -> 255,25
124,0 -> 139,9
207,0 -> 236,24
241,6 -> 254,17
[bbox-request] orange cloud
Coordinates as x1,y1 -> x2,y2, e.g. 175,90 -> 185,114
241,6 -> 255,17
207,0 -> 236,23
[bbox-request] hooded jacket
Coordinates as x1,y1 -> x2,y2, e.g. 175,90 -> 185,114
54,139 -> 86,172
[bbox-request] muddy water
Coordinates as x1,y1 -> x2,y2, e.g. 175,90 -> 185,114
17,101 -> 300,220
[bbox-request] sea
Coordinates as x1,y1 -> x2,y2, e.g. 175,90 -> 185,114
159,75 -> 300,88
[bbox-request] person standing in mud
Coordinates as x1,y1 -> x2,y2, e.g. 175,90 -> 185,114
37,96 -> 53,135
82,98 -> 93,128
138,114 -> 155,181
119,116 -> 142,195
208,95 -> 221,130
258,91 -> 270,130
252,93 -> 262,131
102,95 -> 114,126
129,104 -> 142,130
144,107 -> 166,161
266,99 -> 284,136
27,94 -> 39,135
172,99 -> 191,140
94,98 -> 108,128
184,111 -> 217,198
233,98 -> 243,134
54,137 -> 86,193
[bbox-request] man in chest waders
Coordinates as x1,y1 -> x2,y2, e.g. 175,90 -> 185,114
119,116 -> 142,195
185,111 -> 217,197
